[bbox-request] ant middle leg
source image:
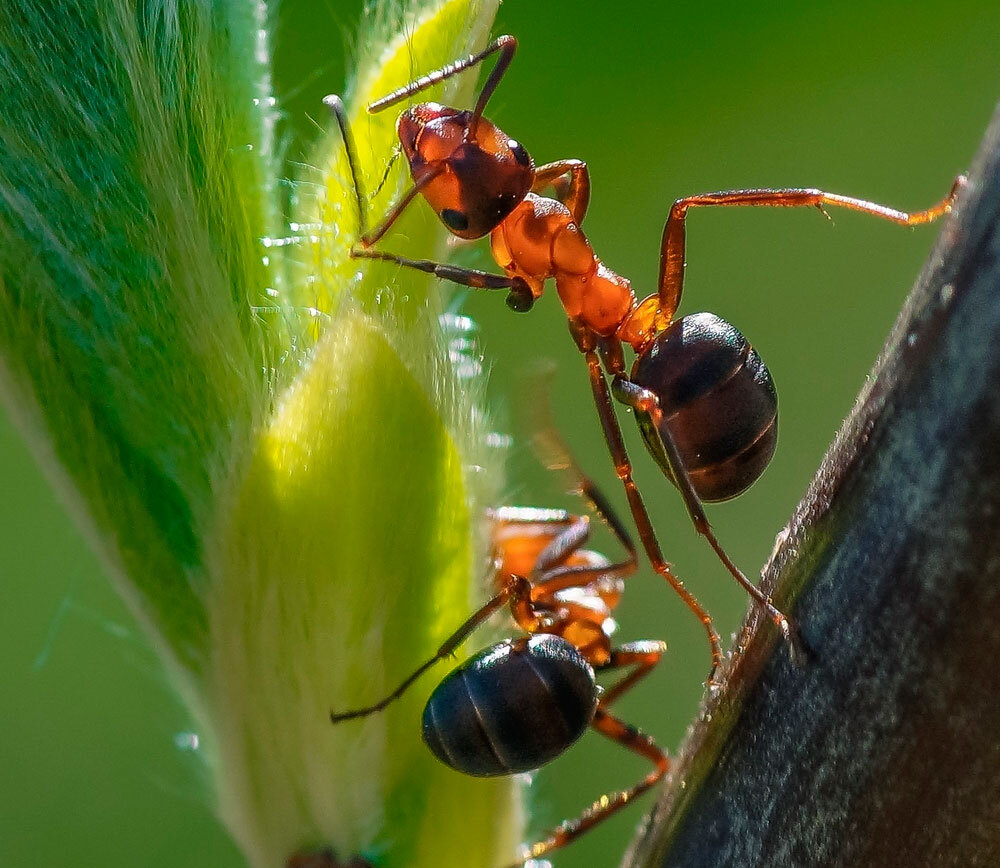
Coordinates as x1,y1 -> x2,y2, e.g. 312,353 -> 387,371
351,247 -> 536,311
610,370 -> 798,650
656,178 -> 964,317
571,327 -> 723,679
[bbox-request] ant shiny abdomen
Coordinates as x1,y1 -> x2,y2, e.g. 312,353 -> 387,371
331,433 -> 669,866
422,633 -> 598,777
326,35 -> 960,676
630,311 -> 778,503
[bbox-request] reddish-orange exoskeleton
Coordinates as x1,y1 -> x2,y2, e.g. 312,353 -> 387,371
330,423 -> 669,866
325,36 -> 960,674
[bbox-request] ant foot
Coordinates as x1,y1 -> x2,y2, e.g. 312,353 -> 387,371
786,620 -> 814,668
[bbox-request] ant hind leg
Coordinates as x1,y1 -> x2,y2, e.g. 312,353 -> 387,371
508,705 -> 669,868
656,178 -> 965,319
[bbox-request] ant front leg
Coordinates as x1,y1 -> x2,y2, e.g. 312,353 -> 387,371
532,160 -> 591,224
329,574 -> 534,723
656,178 -> 964,317
509,647 -> 669,868
351,247 -> 537,311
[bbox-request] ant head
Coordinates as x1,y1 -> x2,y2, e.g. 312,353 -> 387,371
397,103 -> 534,239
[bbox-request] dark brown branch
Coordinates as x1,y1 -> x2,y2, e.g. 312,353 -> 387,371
623,104 -> 1000,868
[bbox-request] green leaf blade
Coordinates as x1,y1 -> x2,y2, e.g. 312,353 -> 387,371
0,0 -> 282,673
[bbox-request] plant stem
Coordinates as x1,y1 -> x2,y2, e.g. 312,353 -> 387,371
624,102 -> 1000,868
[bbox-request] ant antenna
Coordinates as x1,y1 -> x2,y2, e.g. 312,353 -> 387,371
367,36 -> 517,136
323,95 -> 368,236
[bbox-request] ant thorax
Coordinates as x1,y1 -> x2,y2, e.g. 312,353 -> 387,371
490,192 -> 637,334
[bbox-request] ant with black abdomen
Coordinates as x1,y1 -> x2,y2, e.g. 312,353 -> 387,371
325,35 -> 961,678
331,413 -> 670,867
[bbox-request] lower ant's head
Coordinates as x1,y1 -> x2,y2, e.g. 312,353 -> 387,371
397,102 -> 534,240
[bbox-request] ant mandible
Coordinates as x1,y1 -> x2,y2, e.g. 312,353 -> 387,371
330,421 -> 668,867
324,35 -> 960,675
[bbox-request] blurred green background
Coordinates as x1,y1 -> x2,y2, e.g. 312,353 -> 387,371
2,1 -> 997,866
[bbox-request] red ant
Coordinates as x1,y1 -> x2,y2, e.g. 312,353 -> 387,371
324,36 -> 960,675
331,421 -> 668,867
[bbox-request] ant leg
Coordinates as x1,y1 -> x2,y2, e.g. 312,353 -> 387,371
528,515 -> 637,598
497,513 -> 629,636
330,574 -> 533,723
532,160 -> 591,224
598,640 -> 667,708
367,35 -> 517,129
571,329 -> 723,678
529,537 -> 637,605
596,644 -> 667,737
351,247 -> 536,311
528,359 -> 637,568
355,180 -> 434,248
611,372 -> 798,647
515,405 -> 639,600
511,644 -> 667,865
656,177 -> 964,318
491,505 -> 634,612
511,706 -> 669,867
532,513 -> 592,574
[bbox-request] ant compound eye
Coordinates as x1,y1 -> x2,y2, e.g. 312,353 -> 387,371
508,139 -> 530,166
441,208 -> 469,231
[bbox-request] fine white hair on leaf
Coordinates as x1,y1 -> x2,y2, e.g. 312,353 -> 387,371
0,0 -> 520,866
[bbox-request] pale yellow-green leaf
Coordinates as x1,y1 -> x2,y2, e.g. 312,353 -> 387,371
0,0 -> 519,865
